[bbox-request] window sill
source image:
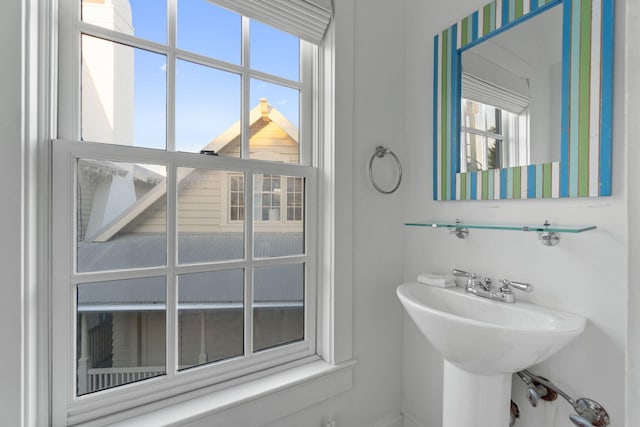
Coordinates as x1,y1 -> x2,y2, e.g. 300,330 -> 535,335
85,359 -> 355,427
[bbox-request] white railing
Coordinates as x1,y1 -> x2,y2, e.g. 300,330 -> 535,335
86,366 -> 165,393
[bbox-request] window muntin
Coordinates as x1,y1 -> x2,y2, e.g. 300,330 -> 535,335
55,0 -> 318,417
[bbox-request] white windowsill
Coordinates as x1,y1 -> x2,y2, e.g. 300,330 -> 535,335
95,359 -> 355,427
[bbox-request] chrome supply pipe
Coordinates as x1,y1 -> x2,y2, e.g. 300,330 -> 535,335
518,370 -> 610,427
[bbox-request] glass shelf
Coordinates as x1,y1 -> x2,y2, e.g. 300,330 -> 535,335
404,220 -> 597,234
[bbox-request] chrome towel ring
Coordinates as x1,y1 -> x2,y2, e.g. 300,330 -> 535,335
369,145 -> 402,194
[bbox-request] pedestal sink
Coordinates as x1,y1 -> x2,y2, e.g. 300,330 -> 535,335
397,282 -> 586,427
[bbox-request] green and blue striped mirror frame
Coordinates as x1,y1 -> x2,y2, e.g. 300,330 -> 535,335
433,0 -> 614,200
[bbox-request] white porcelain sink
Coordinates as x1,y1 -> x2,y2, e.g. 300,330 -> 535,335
397,282 -> 586,375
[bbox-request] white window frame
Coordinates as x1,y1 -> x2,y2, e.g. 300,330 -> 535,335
51,1 -> 323,424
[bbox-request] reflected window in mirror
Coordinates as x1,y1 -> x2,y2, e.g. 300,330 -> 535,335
461,98 -> 528,172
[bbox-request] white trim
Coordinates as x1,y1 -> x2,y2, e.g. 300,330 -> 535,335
402,411 -> 426,427
325,3 -> 353,365
81,360 -> 354,427
77,302 -> 303,312
371,415 -> 404,427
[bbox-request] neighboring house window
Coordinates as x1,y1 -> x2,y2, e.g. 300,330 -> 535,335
53,0 -> 327,422
286,177 -> 304,222
229,174 -> 304,224
229,174 -> 245,221
255,174 -> 282,221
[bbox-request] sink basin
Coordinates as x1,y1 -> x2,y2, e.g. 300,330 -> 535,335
397,282 -> 586,375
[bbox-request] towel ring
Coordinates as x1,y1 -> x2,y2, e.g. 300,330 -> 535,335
369,145 -> 402,194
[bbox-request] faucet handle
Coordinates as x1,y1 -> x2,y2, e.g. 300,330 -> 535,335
452,269 -> 478,278
499,279 -> 533,293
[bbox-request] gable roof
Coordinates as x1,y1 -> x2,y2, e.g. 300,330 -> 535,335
87,98 -> 297,243
200,98 -> 298,154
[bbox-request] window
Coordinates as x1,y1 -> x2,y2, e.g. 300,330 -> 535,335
53,0 -> 328,422
460,72 -> 530,172
460,98 -> 528,172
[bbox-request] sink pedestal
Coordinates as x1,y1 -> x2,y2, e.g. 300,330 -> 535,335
442,361 -> 511,427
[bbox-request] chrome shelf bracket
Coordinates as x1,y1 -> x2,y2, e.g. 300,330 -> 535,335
448,219 -> 469,239
537,221 -> 561,247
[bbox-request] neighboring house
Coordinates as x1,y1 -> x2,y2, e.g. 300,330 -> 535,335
76,99 -> 305,395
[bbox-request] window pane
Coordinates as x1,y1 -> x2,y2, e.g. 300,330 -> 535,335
253,174 -> 304,258
461,98 -> 485,131
176,60 -> 241,155
76,277 -> 166,396
487,138 -> 502,170
178,270 -> 244,370
253,264 -> 304,352
81,36 -> 166,149
486,106 -> 501,135
81,0 -> 167,44
177,168 -> 244,264
177,0 -> 240,64
250,80 -> 300,164
461,132 -> 483,172
250,20 -> 300,81
77,159 -> 167,273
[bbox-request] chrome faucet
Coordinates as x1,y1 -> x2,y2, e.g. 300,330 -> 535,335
452,269 -> 533,303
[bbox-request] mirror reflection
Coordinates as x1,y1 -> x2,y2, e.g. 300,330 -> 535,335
460,4 -> 562,173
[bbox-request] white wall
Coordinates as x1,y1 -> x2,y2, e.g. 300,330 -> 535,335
0,0 -> 25,425
260,0 -> 409,424
403,1 -> 631,427
626,0 -> 640,426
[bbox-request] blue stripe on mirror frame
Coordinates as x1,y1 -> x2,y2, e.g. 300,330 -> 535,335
432,0 -> 614,200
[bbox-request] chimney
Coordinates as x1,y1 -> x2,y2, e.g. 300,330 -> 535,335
260,98 -> 270,121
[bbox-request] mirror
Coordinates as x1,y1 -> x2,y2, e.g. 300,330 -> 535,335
433,0 -> 614,200
460,5 -> 562,172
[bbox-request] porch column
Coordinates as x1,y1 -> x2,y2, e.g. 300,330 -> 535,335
198,311 -> 208,364
77,313 -> 93,394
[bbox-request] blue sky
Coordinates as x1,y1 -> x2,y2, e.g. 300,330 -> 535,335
127,0 -> 300,152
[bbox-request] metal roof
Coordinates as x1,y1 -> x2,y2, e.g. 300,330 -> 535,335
77,233 -> 304,312
78,232 -> 303,272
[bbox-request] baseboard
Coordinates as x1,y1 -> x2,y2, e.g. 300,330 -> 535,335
371,414 -> 403,427
401,411 -> 424,427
